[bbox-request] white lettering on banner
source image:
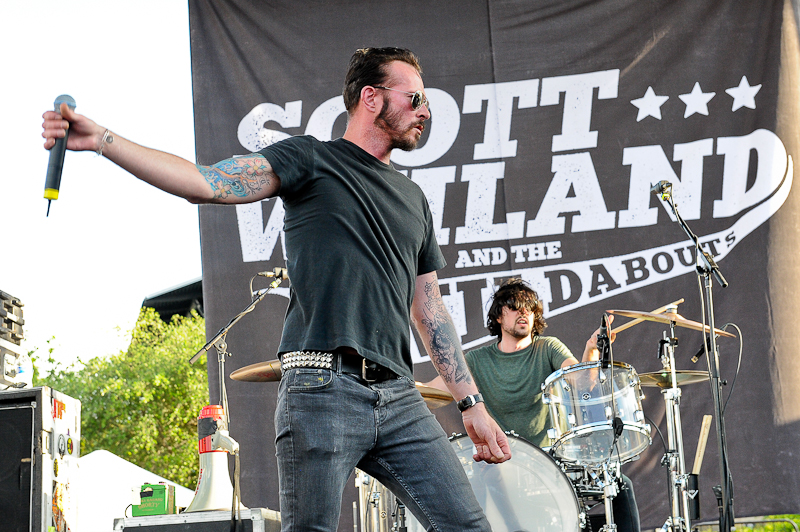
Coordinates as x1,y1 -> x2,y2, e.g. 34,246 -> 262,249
411,166 -> 456,246
455,162 -> 526,243
539,69 -> 620,152
304,96 -> 346,141
509,241 -> 563,263
619,138 -> 714,227
526,152 -> 616,237
391,88 -> 461,167
230,70 -> 794,362
237,101 -> 302,152
714,129 -> 789,218
235,199 -> 286,262
462,79 -> 539,160
447,156 -> 792,350
454,248 -> 509,269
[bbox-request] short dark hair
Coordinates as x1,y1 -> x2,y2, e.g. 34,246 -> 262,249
486,278 -> 547,337
342,47 -> 423,114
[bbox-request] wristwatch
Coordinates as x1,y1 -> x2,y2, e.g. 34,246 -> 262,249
457,393 -> 484,412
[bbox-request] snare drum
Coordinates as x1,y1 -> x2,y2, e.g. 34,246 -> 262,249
543,361 -> 651,464
450,433 -> 583,532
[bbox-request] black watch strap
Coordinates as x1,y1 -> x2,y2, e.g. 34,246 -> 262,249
457,393 -> 484,412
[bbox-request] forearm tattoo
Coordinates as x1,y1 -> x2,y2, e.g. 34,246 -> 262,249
420,280 -> 472,385
197,156 -> 273,200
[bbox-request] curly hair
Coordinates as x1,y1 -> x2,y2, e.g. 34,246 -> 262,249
342,47 -> 423,114
486,278 -> 547,337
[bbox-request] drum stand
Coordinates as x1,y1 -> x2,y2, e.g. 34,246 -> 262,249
600,461 -> 619,532
658,322 -> 692,532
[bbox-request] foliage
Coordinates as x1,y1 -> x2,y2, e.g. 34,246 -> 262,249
36,308 -> 208,488
695,516 -> 800,532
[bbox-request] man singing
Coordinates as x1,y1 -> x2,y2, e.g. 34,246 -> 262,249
42,47 -> 510,531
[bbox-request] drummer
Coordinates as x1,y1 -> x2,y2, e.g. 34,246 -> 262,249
428,277 -> 641,532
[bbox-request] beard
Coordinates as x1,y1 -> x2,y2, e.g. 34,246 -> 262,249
501,321 -> 533,340
375,99 -> 423,151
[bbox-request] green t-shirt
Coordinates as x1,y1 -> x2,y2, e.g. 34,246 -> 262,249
259,136 -> 445,378
465,336 -> 574,447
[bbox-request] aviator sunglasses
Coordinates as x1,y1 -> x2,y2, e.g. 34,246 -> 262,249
372,86 -> 431,111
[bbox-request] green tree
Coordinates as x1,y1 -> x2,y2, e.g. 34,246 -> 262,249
37,308 -> 208,488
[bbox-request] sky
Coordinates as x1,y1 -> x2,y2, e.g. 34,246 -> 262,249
1,1 -> 201,373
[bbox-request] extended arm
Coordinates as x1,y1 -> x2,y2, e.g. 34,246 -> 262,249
410,271 -> 510,463
42,103 -> 280,204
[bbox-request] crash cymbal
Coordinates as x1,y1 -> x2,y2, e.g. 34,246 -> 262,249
230,359 -> 282,382
639,370 -> 710,388
607,309 -> 735,338
415,382 -> 454,410
230,362 -> 454,409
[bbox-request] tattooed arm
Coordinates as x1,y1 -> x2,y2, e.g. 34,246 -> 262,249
410,271 -> 511,463
42,104 -> 280,203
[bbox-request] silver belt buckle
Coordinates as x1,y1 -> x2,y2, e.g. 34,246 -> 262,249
361,358 -> 377,383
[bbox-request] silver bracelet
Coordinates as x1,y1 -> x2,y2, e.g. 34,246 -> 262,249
96,129 -> 114,156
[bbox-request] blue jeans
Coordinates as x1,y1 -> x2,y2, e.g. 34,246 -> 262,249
275,367 -> 491,532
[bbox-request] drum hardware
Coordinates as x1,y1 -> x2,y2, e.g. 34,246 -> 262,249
355,470 -> 415,532
652,313 -> 692,532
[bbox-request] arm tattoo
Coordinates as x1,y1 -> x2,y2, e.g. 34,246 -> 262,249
197,155 -> 273,200
419,280 -> 473,385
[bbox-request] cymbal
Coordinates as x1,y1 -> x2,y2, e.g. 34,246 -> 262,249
639,370 -> 710,388
229,360 -> 455,409
230,359 -> 282,382
415,382 -> 454,410
607,309 -> 735,338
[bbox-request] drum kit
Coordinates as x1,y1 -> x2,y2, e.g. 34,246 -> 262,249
231,301 -> 734,532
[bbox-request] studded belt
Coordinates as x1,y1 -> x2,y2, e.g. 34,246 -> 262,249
280,351 -> 396,383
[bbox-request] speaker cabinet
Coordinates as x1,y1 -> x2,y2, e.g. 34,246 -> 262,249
0,387 -> 81,532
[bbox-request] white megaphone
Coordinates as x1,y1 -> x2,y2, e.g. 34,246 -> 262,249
185,405 -> 247,512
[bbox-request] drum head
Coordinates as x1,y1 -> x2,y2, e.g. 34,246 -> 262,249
449,433 -> 581,532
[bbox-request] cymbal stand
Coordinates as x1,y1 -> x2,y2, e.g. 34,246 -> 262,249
658,320 -> 692,532
656,182 -> 733,532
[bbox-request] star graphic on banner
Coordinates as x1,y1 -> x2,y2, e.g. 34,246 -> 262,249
725,76 -> 762,111
678,82 -> 715,118
631,87 -> 669,122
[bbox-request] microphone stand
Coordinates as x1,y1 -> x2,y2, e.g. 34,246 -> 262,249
189,272 -> 287,427
657,185 -> 733,532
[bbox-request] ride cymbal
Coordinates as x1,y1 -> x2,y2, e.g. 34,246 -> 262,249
639,370 -> 710,388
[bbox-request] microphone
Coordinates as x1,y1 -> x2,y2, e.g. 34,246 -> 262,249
598,315 -> 610,368
44,95 -> 77,217
650,180 -> 672,200
691,336 -> 714,363
257,267 -> 289,280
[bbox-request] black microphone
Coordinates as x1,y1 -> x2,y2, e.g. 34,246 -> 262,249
691,336 -> 713,363
257,267 -> 289,280
44,95 -> 77,217
650,180 -> 672,200
598,315 -> 610,368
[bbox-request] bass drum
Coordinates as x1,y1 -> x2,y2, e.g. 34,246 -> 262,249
449,433 -> 583,532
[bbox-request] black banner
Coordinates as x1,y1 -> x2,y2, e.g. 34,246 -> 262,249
190,0 -> 800,527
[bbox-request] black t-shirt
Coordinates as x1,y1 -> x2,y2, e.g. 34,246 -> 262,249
259,136 -> 445,378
